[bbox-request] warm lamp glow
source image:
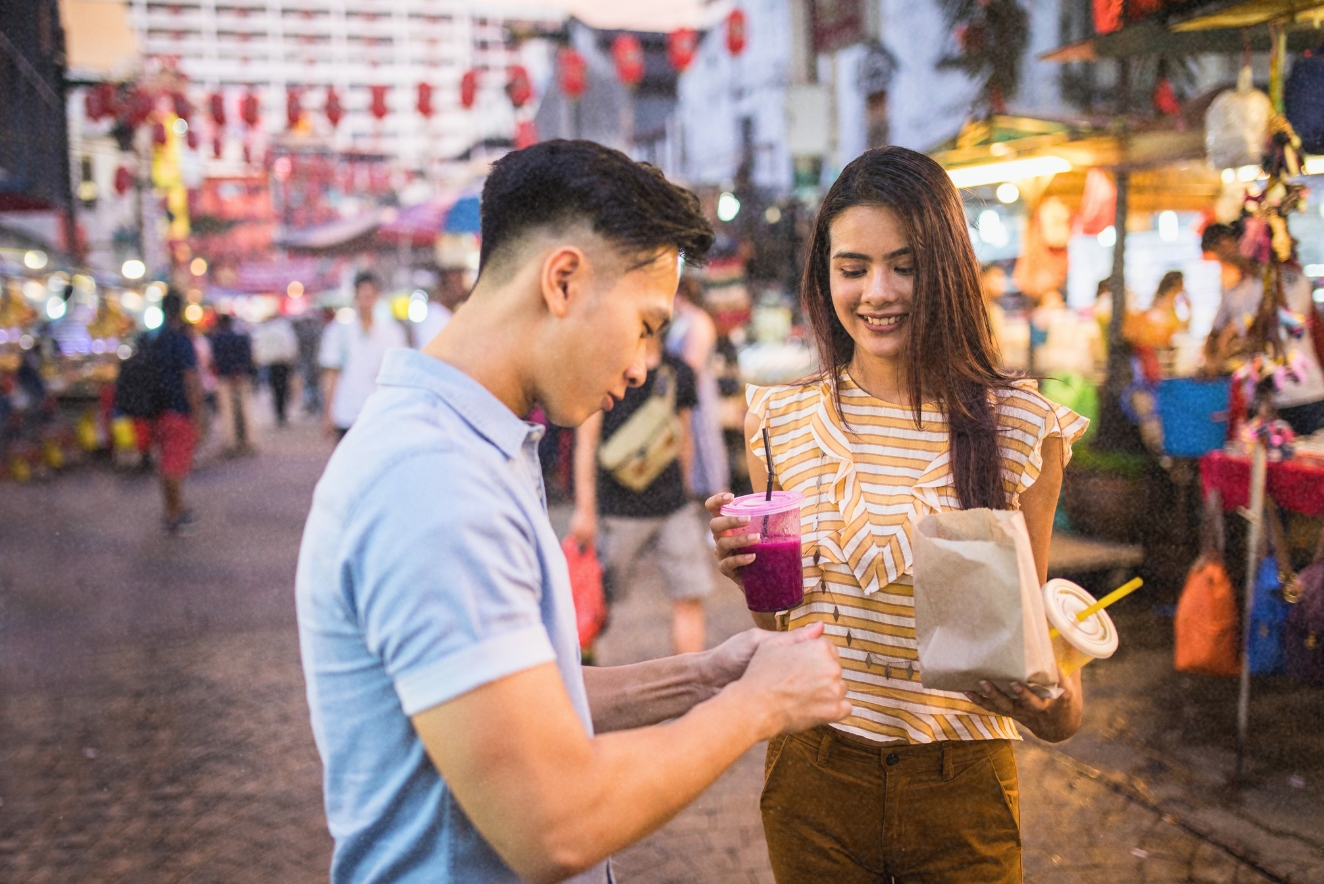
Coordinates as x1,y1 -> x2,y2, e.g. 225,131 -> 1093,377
948,156 -> 1072,188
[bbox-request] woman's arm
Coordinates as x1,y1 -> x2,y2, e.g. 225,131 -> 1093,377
965,437 -> 1084,743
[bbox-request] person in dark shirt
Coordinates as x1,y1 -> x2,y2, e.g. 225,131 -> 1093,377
210,313 -> 258,455
152,291 -> 204,535
572,334 -> 714,654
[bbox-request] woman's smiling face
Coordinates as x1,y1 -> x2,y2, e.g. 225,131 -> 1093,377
828,204 -> 915,365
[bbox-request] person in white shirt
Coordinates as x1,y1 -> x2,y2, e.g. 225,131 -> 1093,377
319,272 -> 408,440
252,315 -> 300,426
411,270 -> 471,351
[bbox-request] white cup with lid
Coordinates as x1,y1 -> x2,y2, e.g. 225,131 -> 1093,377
1043,579 -> 1120,675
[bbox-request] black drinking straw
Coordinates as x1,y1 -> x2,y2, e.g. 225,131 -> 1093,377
762,426 -> 774,501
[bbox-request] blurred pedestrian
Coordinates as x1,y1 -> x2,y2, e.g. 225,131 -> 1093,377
319,271 -> 406,441
572,332 -> 713,655
296,140 -> 849,884
253,314 -> 299,427
295,312 -> 328,416
153,291 -> 204,535
666,273 -> 730,498
211,313 -> 258,455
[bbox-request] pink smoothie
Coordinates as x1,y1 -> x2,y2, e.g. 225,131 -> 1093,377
740,539 -> 805,612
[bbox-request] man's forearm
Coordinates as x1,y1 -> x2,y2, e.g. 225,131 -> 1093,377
582,653 -> 714,732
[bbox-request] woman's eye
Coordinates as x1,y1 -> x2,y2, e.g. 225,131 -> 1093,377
894,265 -> 915,276
840,268 -> 867,279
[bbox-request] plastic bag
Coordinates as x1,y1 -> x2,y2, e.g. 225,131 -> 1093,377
562,537 -> 607,652
1205,66 -> 1272,171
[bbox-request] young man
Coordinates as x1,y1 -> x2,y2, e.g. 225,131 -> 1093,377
153,291 -> 204,535
571,331 -> 714,655
210,313 -> 258,454
1203,223 -> 1324,434
296,140 -> 849,884
318,271 -> 408,440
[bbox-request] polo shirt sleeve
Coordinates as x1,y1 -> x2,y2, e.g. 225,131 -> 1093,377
346,451 -> 557,717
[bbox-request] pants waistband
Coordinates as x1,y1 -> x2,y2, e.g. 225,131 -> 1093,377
790,725 -> 1011,779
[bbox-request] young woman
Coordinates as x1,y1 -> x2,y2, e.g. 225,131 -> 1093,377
707,147 -> 1089,883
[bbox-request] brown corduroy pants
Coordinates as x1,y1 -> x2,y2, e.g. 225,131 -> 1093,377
760,726 -> 1022,884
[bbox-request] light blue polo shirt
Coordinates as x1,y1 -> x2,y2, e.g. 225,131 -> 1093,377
296,348 -> 608,884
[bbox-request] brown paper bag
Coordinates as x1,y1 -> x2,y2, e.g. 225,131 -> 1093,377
912,509 -> 1061,699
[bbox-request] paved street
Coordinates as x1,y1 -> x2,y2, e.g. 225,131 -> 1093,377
0,411 -> 1294,883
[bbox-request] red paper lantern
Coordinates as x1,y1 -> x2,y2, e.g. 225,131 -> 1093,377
370,85 -> 390,120
325,87 -> 343,127
286,87 -> 302,128
152,121 -> 168,146
726,8 -> 747,56
514,119 -> 538,149
558,48 -> 587,100
240,90 -> 260,127
186,128 -> 199,150
612,34 -> 645,87
172,92 -> 192,121
460,69 -> 478,109
114,165 -> 133,196
125,87 -> 154,128
208,91 -> 226,127
85,85 -> 109,121
506,65 -> 533,108
667,28 -> 699,72
212,135 -> 224,159
417,81 -> 434,118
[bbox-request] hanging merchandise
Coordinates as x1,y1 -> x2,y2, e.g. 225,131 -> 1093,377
1175,496 -> 1242,677
370,85 -> 390,120
125,87 -> 154,129
506,65 -> 533,109
1249,504 -> 1293,675
668,28 -> 699,72
1153,77 -> 1181,116
1205,66 -> 1273,171
417,81 -> 434,118
612,34 -> 645,87
514,119 -> 538,149
726,8 -> 747,57
240,89 -> 261,127
559,48 -> 587,100
1284,45 -> 1324,154
114,165 -> 134,196
286,87 -> 302,129
325,86 -> 343,128
460,69 -> 478,109
85,84 -> 111,121
1091,0 -> 1165,35
208,91 -> 226,127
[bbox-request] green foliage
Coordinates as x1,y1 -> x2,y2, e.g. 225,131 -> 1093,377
936,0 -> 1030,113
1070,441 -> 1149,480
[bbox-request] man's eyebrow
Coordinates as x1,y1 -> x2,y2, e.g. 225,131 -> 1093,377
831,247 -> 913,262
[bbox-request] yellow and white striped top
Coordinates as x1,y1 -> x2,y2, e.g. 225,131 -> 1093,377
748,373 -> 1089,745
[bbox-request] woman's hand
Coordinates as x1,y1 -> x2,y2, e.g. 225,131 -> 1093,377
963,667 -> 1083,743
704,492 -> 760,586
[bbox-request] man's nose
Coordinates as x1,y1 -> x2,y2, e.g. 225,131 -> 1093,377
624,358 -> 648,388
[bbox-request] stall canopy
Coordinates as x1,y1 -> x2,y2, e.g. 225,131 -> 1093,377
274,213 -> 381,256
376,187 -> 483,248
1044,0 -> 1324,62
212,257 -> 341,296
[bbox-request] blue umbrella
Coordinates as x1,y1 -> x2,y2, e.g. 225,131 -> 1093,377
443,195 -> 481,234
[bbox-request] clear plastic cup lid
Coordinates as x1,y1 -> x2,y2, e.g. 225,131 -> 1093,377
1043,579 -> 1119,660
720,490 -> 804,518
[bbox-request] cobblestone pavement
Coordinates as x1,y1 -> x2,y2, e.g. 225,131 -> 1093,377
0,414 -> 1284,883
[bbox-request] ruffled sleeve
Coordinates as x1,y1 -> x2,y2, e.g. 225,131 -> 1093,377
997,380 -> 1090,502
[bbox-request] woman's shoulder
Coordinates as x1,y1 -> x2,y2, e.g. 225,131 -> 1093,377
746,377 -> 829,417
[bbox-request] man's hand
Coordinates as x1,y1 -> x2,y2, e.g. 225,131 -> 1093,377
962,666 -> 1083,743
726,622 -> 852,738
568,507 -> 596,548
698,628 -> 774,697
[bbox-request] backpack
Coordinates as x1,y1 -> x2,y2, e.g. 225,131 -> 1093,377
1175,492 -> 1242,677
1285,46 -> 1324,154
1249,502 -> 1293,675
1284,530 -> 1324,686
114,335 -> 166,419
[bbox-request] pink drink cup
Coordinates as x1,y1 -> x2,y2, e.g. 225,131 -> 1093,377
721,491 -> 805,613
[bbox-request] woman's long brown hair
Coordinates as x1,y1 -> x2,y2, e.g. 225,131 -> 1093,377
801,146 -> 1015,511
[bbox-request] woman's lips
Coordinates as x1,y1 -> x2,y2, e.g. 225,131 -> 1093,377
859,314 -> 906,331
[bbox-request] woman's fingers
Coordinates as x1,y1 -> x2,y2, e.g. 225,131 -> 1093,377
709,515 -> 750,536
705,492 -> 735,518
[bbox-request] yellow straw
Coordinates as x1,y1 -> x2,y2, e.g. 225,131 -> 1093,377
1048,577 -> 1143,639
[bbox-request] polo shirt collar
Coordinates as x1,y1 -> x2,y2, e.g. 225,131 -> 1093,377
376,349 -> 538,459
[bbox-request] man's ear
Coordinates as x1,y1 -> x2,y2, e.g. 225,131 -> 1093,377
540,245 -> 589,319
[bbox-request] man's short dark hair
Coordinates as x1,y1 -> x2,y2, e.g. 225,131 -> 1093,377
162,289 -> 183,321
1201,222 -> 1240,253
354,270 -> 381,290
478,140 -> 714,276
